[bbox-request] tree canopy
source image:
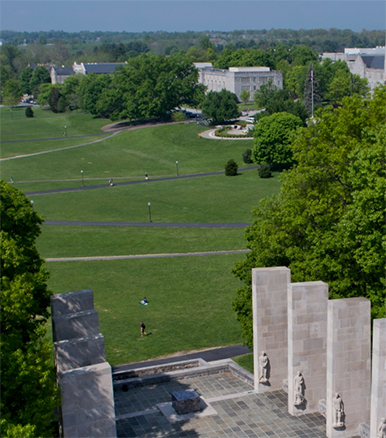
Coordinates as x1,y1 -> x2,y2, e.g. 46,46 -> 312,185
201,89 -> 239,123
232,86 -> 386,348
252,112 -> 303,167
96,53 -> 205,121
1,181 -> 60,437
29,65 -> 51,97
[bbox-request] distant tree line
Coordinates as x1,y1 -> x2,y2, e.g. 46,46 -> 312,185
1,28 -> 384,53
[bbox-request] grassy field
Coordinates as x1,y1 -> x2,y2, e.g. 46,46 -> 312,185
1,106 -> 108,141
3,110 -> 280,366
46,254 -> 245,365
1,134 -> 113,160
30,172 -> 280,223
3,123 -> 254,189
37,226 -> 246,258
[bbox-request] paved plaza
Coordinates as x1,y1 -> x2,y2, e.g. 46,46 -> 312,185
115,371 -> 327,438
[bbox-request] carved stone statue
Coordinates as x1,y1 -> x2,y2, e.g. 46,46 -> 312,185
332,393 -> 345,428
293,371 -> 306,406
378,418 -> 386,438
259,351 -> 270,383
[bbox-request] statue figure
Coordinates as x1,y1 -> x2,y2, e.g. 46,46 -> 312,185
332,393 -> 345,428
378,418 -> 386,438
259,351 -> 270,383
293,371 -> 306,406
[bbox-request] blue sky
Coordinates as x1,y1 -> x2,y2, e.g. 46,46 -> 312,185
1,1 -> 385,33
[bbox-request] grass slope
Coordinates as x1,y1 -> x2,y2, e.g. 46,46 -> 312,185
3,123 -> 254,188
1,107 -> 108,142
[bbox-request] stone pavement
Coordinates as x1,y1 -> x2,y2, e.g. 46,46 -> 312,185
115,372 -> 326,437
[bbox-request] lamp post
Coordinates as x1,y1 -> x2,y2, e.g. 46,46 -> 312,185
176,161 -> 179,177
197,121 -> 199,137
30,200 -> 34,211
81,170 -> 84,187
148,202 -> 152,223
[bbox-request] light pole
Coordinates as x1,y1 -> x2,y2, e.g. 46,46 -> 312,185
176,161 -> 179,177
197,121 -> 199,137
148,202 -> 152,223
30,200 -> 34,211
81,170 -> 84,187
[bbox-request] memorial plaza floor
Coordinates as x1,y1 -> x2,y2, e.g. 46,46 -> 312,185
114,371 -> 327,438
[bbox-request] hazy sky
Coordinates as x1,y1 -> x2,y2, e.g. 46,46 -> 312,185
1,1 -> 385,33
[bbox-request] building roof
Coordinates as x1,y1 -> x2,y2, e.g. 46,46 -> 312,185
361,55 -> 385,69
84,63 -> 125,74
53,66 -> 74,76
229,67 -> 270,72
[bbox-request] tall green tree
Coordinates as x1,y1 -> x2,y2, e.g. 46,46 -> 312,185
240,89 -> 250,103
328,71 -> 370,102
252,112 -> 302,167
1,181 -> 60,437
2,79 -> 22,106
97,53 -> 203,121
232,87 -> 386,348
19,66 -> 34,95
201,89 -> 239,123
29,65 -> 51,98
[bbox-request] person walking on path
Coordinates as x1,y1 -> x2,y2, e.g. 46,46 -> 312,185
145,172 -> 148,180
140,321 -> 147,337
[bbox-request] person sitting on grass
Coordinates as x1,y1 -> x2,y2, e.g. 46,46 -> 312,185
139,297 -> 148,305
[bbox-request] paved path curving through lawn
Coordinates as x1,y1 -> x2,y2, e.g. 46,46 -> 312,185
0,131 -> 119,161
200,129 -> 253,140
45,249 -> 251,262
44,220 -> 251,228
25,166 -> 259,196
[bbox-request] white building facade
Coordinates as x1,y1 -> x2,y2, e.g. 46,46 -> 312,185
194,64 -> 283,101
322,47 -> 385,91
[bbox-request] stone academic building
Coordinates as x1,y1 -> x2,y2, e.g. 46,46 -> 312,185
194,62 -> 283,101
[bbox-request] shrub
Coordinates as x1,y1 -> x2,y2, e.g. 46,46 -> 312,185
172,111 -> 186,122
242,148 -> 253,164
225,159 -> 238,176
25,107 -> 34,118
258,163 -> 272,178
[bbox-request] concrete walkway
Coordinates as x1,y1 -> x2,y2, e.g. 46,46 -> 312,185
44,220 -> 251,228
200,129 -> 253,140
0,131 -> 118,161
45,249 -> 251,263
25,166 -> 259,196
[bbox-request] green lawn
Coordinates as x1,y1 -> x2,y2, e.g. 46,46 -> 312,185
2,124 -> 254,187
1,134 -> 112,160
4,115 -> 280,366
37,226 -> 246,258
1,107 -> 108,142
46,254 -> 245,365
29,172 -> 280,223
233,353 -> 254,373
